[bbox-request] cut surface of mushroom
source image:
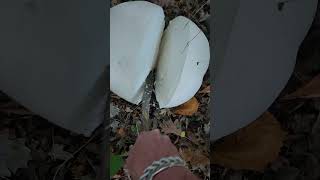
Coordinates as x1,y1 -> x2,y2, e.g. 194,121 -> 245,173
110,1 -> 165,104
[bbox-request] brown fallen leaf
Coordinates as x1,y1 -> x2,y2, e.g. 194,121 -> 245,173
148,0 -> 172,7
111,0 -> 121,6
71,163 -> 86,179
180,148 -> 210,167
117,128 -> 126,138
211,112 -> 286,171
174,97 -> 199,116
199,85 -> 211,94
284,73 -> 320,99
159,119 -> 182,136
186,132 -> 200,145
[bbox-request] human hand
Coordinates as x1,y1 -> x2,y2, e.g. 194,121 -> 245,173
125,129 -> 180,179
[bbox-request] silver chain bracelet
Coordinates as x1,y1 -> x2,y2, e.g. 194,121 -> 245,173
124,156 -> 186,180
139,156 -> 186,180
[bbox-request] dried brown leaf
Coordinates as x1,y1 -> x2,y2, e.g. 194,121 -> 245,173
117,128 -> 126,138
199,85 -> 210,94
174,97 -> 199,116
285,74 -> 320,99
160,119 -> 182,136
212,112 -> 286,171
71,164 -> 86,179
50,144 -> 73,160
125,107 -> 133,113
186,132 -> 200,145
180,148 -> 210,167
0,130 -> 31,176
148,0 -> 172,7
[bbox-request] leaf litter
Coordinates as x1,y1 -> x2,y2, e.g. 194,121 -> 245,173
0,91 -> 105,180
0,129 -> 31,177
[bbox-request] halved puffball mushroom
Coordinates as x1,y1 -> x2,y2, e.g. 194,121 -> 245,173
110,1 -> 210,108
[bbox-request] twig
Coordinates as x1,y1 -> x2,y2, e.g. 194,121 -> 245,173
190,0 -> 208,19
181,0 -> 208,28
141,71 -> 154,131
51,128 -> 56,160
52,132 -> 98,180
312,112 -> 320,134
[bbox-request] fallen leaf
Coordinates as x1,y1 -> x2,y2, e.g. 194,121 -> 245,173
199,85 -> 210,94
160,119 -> 182,136
110,120 -> 120,132
199,13 -> 210,23
49,144 -> 73,160
110,153 -> 124,177
186,132 -> 200,145
174,97 -> 199,116
148,0 -> 172,7
159,109 -> 171,116
204,122 -> 210,135
211,112 -> 286,171
133,121 -> 142,135
285,74 -> 320,99
117,128 -> 126,138
112,174 -> 122,179
0,130 -> 31,176
180,148 -> 210,167
111,0 -> 121,6
110,104 -> 120,118
125,107 -> 133,113
180,131 -> 186,138
71,163 -> 86,179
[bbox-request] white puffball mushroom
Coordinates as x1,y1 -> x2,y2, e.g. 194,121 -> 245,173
155,16 -> 210,108
110,1 -> 165,104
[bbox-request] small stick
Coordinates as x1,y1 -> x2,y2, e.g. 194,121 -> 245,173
190,0 -> 208,18
141,71 -> 154,131
312,112 -> 320,134
52,131 -> 98,180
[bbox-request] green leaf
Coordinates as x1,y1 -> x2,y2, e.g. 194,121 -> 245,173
110,153 -> 124,177
131,122 -> 141,134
